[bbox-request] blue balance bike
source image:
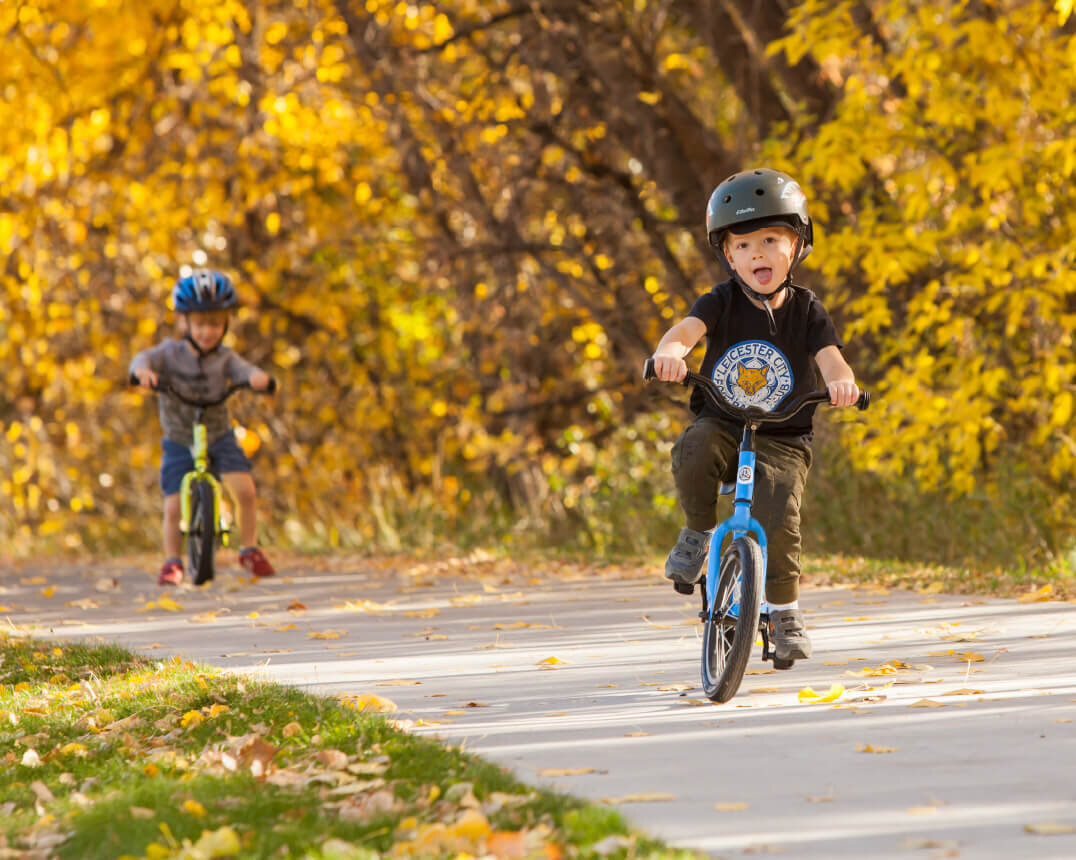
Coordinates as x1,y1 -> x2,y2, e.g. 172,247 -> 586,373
644,358 -> 869,702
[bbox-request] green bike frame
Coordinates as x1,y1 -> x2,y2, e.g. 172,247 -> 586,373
178,421 -> 232,547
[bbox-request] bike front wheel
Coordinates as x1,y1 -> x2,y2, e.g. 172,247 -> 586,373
701,536 -> 763,703
188,479 -> 217,585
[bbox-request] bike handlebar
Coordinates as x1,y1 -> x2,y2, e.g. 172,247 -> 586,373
129,374 -> 277,407
643,357 -> 868,425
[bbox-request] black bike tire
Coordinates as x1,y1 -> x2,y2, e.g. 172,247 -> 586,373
188,480 -> 216,585
701,536 -> 764,703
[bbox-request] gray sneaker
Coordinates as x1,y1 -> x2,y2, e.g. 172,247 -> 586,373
769,608 -> 812,661
664,527 -> 709,585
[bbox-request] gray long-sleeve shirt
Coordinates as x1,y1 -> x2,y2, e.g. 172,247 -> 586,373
129,339 -> 258,447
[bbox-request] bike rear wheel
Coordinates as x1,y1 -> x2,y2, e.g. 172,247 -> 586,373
188,479 -> 216,585
701,536 -> 763,703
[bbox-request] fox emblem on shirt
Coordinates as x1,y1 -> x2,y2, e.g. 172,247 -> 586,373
737,363 -> 770,396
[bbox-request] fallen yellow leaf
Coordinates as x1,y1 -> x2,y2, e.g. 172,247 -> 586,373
957,651 -> 985,662
274,624 -> 299,632
714,802 -> 749,811
181,711 -> 205,730
183,799 -> 207,817
856,744 -> 897,754
1018,584 -> 1053,603
538,656 -> 567,666
1024,822 -> 1076,835
601,793 -> 677,804
191,826 -> 240,856
908,699 -> 945,708
538,768 -> 596,777
798,684 -> 844,703
339,693 -> 397,714
919,582 -> 945,595
190,611 -> 220,623
307,630 -> 345,640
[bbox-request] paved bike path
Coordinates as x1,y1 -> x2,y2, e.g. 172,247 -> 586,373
5,556 -> 1076,858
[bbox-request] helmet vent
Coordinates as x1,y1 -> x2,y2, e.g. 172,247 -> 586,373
755,188 -> 765,195
723,194 -> 732,203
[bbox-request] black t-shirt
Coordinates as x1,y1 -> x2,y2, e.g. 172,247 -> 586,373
687,280 -> 842,437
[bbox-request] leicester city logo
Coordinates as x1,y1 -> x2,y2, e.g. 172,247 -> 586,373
712,341 -> 794,411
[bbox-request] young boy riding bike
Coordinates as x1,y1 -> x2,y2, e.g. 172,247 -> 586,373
130,269 -> 277,586
649,168 -> 860,662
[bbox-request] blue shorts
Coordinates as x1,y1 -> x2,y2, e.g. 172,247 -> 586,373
159,432 -> 252,496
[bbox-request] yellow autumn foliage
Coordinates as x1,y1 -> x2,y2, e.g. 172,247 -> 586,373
0,0 -> 1072,566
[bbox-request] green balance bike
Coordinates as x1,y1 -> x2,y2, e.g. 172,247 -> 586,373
132,374 -> 275,585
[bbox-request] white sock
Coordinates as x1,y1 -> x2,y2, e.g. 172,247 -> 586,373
768,600 -> 798,611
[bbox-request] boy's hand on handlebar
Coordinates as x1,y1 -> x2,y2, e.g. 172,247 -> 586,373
134,367 -> 158,389
650,355 -> 688,383
249,370 -> 273,392
827,380 -> 860,408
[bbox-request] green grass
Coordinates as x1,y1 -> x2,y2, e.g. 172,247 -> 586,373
0,632 -> 701,860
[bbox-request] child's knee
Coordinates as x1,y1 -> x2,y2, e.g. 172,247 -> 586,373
163,494 -> 181,518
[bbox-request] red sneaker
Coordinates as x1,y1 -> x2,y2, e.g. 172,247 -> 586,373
158,560 -> 184,586
239,547 -> 276,578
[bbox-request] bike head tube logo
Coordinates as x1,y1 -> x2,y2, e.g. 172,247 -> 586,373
712,340 -> 794,411
738,465 -> 753,484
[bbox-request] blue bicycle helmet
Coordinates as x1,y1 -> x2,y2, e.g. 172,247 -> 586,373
172,269 -> 239,313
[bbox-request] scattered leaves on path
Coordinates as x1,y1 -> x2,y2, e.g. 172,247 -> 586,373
856,744 -> 897,753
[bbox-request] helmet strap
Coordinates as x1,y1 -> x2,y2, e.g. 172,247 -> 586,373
181,317 -> 228,357
732,274 -> 785,335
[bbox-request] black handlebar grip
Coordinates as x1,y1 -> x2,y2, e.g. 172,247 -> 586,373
266,376 -> 278,395
857,390 -> 870,411
129,373 -> 140,386
642,357 -> 656,381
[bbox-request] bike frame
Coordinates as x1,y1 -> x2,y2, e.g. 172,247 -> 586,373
705,424 -> 769,622
177,412 -> 232,547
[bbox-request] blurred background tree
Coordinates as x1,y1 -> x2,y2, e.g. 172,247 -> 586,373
1,0 -> 1073,573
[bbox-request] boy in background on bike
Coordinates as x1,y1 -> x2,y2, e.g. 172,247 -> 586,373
130,269 -> 276,586
648,168 -> 859,662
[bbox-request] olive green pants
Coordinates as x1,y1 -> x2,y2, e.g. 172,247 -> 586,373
671,417 -> 813,605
